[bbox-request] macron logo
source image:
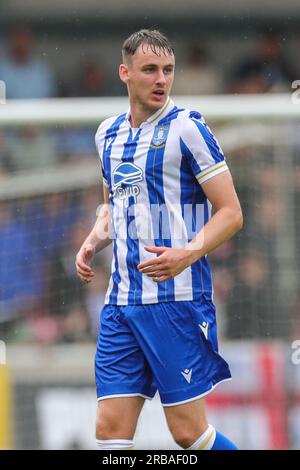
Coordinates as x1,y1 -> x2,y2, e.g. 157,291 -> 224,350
199,321 -> 209,340
105,136 -> 114,151
181,369 -> 192,384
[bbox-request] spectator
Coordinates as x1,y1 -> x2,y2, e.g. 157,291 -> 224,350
172,44 -> 221,95
230,31 -> 295,94
0,26 -> 57,99
69,61 -> 106,97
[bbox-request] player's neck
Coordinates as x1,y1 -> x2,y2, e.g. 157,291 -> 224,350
129,100 -> 167,128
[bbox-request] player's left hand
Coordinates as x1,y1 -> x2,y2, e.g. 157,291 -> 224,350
137,246 -> 194,283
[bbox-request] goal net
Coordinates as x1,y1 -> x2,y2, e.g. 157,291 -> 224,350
0,95 -> 299,449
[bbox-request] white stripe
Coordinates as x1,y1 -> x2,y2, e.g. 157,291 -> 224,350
95,115 -> 119,166
109,127 -> 131,304
97,393 -> 154,401
105,259 -> 115,304
96,117 -> 129,304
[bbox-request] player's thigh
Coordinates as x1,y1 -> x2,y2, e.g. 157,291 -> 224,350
96,396 -> 145,439
163,397 -> 208,439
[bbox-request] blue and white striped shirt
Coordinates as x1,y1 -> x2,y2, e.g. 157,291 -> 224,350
95,98 -> 229,305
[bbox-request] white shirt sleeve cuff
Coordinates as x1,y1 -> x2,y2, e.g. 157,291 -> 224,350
195,161 -> 229,185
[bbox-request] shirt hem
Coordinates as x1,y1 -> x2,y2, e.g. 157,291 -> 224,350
104,289 -> 213,305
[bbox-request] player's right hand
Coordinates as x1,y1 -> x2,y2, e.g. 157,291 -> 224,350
75,243 -> 95,283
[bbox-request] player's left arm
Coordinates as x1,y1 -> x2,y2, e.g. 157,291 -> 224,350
186,169 -> 243,261
137,170 -> 243,282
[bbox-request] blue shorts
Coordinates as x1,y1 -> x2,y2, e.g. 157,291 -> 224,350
95,298 -> 231,406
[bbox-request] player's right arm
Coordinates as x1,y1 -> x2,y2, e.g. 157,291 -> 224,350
75,185 -> 112,283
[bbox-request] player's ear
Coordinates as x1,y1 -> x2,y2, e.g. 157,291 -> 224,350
119,63 -> 129,84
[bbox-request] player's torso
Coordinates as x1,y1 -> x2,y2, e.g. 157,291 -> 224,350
102,116 -> 198,214
98,108 -> 213,305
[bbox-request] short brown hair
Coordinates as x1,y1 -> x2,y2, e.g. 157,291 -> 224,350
122,29 -> 174,61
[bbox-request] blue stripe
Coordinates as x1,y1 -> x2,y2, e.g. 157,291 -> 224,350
158,106 -> 181,125
190,115 -> 224,164
145,143 -> 167,302
190,187 -> 206,296
180,137 -> 202,177
200,198 -> 213,293
180,138 -> 205,241
121,128 -> 143,304
101,114 -> 126,304
192,187 -> 212,296
179,143 -> 203,298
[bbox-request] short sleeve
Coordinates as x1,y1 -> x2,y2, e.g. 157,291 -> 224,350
180,113 -> 229,185
95,123 -> 109,188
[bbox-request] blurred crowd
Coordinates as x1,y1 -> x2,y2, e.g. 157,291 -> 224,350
0,190 -> 111,344
0,26 -> 297,99
0,26 -> 299,344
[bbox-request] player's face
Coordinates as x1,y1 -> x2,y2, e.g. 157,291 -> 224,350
120,44 -> 175,113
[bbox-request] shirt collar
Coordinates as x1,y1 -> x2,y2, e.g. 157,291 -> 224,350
125,97 -> 174,128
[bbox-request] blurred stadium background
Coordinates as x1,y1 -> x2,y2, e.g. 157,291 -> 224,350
1,0 -> 300,450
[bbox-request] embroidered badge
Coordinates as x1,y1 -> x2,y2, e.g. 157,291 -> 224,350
150,124 -> 170,149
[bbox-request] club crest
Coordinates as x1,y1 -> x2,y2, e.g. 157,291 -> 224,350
150,124 -> 170,149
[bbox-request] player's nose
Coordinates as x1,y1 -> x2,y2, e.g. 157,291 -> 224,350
155,70 -> 167,85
